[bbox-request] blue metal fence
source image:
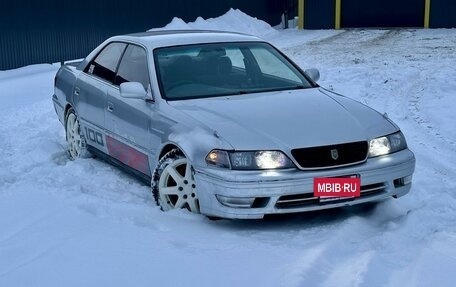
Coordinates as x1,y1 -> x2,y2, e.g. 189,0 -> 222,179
341,0 -> 425,28
430,0 -> 456,28
0,0 -> 286,70
298,0 -> 456,29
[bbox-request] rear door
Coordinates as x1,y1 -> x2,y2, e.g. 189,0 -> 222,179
105,44 -> 154,177
74,42 -> 127,151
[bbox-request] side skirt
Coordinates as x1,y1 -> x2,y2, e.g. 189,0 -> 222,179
87,145 -> 151,186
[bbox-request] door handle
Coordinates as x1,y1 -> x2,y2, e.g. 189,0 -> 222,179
107,102 -> 114,112
74,87 -> 80,96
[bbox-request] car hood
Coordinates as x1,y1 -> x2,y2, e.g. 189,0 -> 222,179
167,88 -> 397,150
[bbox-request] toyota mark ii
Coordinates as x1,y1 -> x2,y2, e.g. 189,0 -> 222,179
52,30 -> 416,219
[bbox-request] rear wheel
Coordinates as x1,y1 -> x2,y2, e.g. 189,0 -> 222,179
152,149 -> 200,213
65,108 -> 91,160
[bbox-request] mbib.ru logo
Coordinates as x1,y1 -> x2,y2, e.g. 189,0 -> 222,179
313,177 -> 361,197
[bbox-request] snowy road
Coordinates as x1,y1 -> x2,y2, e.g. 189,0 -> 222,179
1,11 -> 456,287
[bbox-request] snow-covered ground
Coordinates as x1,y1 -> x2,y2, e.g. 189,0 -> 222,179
1,9 -> 456,287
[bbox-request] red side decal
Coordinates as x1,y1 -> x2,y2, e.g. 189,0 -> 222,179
106,136 -> 150,176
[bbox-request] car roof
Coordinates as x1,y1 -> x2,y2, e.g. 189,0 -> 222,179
107,30 -> 264,49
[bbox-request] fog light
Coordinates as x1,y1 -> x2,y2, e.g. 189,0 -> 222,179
402,175 -> 413,185
394,175 -> 413,187
216,195 -> 255,208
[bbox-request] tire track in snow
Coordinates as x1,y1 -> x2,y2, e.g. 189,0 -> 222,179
0,105 -> 72,193
281,202 -> 449,287
281,29 -> 404,78
283,215 -> 382,286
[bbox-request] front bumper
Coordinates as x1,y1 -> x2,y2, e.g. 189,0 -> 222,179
195,149 -> 415,219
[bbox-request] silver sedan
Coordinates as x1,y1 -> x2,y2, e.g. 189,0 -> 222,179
52,30 -> 415,219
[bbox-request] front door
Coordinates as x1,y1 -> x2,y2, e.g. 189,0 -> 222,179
105,44 -> 154,177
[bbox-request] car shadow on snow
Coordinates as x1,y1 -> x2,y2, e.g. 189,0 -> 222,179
209,201 -> 396,231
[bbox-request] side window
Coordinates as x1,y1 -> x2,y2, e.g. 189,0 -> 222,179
85,42 -> 127,83
250,46 -> 302,83
225,47 -> 245,70
115,45 -> 150,90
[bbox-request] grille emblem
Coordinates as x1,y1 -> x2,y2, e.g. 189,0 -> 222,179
331,149 -> 339,160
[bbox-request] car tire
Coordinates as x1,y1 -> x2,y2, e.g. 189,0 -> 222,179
65,108 -> 92,160
152,148 -> 200,213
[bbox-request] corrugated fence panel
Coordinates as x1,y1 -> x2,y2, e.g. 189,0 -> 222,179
304,0 -> 335,29
341,0 -> 425,28
430,0 -> 456,28
0,0 -> 287,70
299,0 -> 455,29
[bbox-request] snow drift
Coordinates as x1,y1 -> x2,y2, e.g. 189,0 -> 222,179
149,8 -> 278,37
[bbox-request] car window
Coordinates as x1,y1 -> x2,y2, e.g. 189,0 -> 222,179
154,42 -> 312,100
115,44 -> 150,89
226,48 -> 245,69
250,47 -> 302,83
85,42 -> 127,83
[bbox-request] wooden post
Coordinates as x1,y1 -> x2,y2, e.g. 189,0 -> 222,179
298,0 -> 304,29
424,0 -> 431,28
335,0 -> 341,29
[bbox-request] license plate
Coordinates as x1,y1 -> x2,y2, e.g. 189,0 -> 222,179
314,177 -> 361,198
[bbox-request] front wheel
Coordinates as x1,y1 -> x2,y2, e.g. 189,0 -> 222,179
65,108 -> 91,160
152,149 -> 200,213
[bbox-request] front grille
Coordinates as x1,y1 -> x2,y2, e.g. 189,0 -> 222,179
275,193 -> 318,209
291,141 -> 368,169
359,182 -> 386,197
275,182 -> 386,209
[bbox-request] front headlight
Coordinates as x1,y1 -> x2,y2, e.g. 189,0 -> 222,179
206,150 -> 295,170
369,131 -> 407,157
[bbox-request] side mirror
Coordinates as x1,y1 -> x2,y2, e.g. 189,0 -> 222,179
120,82 -> 147,99
305,68 -> 320,83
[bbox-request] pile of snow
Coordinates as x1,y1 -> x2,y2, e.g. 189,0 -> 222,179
149,8 -> 278,37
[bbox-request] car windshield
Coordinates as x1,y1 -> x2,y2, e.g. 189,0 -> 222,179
154,42 -> 314,100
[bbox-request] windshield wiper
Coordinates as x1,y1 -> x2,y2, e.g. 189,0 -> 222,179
219,86 -> 309,98
239,86 -> 306,94
232,90 -> 249,95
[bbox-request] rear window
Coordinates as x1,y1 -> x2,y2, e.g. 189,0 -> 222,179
85,42 -> 127,83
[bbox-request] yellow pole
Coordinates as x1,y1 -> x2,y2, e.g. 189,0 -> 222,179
298,0 -> 304,29
335,0 -> 341,29
424,0 -> 431,28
